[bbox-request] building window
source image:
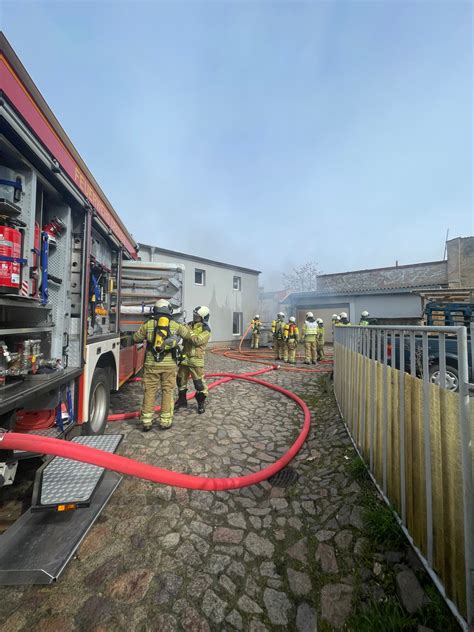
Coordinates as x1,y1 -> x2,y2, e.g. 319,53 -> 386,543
233,275 -> 241,291
195,268 -> 206,286
233,312 -> 243,335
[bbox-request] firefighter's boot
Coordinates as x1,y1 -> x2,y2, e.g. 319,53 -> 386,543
175,389 -> 188,409
141,412 -> 154,432
196,391 -> 206,414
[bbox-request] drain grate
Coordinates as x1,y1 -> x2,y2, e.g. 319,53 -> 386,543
268,466 -> 299,488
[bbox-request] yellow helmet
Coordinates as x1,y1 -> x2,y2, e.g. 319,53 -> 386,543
153,299 -> 172,316
193,305 -> 210,321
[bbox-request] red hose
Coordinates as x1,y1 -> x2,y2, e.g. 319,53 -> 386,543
0,371 -> 311,491
108,366 -> 275,422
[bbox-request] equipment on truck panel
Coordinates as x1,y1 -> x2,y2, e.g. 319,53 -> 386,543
42,216 -> 65,246
0,169 -> 22,206
29,222 -> 40,298
0,217 -> 27,295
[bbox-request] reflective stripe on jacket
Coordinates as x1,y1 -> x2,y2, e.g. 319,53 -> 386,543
180,322 -> 211,368
251,319 -> 262,333
284,323 -> 299,341
133,319 -> 189,367
303,321 -> 318,341
272,320 -> 285,339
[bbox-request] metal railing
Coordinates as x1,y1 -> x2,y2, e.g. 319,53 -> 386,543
333,324 -> 473,630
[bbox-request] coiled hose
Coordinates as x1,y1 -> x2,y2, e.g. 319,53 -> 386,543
0,367 -> 311,491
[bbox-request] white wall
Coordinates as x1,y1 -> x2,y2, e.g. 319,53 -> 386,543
286,292 -> 424,341
139,245 -> 259,343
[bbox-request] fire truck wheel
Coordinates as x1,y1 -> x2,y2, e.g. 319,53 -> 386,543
83,368 -> 110,435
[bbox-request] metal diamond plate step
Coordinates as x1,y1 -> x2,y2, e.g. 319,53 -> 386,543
0,470 -> 121,585
32,434 -> 122,510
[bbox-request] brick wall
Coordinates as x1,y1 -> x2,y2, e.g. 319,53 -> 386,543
447,237 -> 474,287
317,261 -> 448,293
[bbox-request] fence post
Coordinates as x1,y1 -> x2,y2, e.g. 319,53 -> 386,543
457,326 -> 473,625
422,331 -> 433,567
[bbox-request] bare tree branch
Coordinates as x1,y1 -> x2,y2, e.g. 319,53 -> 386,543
282,262 -> 320,292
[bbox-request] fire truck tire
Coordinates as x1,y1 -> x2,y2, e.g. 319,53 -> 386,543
83,368 -> 110,435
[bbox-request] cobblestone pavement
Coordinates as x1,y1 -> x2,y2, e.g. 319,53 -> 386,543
0,351 -> 459,631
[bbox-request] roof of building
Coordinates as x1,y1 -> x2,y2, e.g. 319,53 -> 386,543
138,243 -> 261,275
318,259 -> 446,279
284,284 -> 447,301
259,290 -> 290,300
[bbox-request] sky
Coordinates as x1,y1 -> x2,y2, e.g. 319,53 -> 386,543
1,0 -> 473,290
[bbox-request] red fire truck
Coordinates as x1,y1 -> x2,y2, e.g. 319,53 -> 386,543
0,33 -> 186,583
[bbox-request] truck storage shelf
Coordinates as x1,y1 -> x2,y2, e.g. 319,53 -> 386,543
0,297 -> 51,310
0,326 -> 53,335
0,367 -> 82,416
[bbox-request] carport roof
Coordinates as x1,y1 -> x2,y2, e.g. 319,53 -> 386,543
285,285 -> 446,301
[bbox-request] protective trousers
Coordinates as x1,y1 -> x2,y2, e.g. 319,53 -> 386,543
304,341 -> 316,363
177,365 -> 208,397
284,339 -> 297,364
141,364 -> 177,428
317,341 -> 325,360
251,332 -> 260,349
274,339 -> 285,360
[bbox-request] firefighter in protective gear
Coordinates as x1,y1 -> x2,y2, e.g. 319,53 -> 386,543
271,312 -> 286,360
316,318 -> 325,360
250,315 -> 262,349
283,316 -> 299,364
359,310 -> 370,326
338,312 -> 350,326
133,299 -> 189,431
175,305 -> 211,414
302,311 -> 318,364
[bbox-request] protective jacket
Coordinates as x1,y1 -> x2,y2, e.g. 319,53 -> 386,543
180,321 -> 211,368
317,326 -> 325,343
284,323 -> 299,342
302,320 -> 318,341
359,319 -> 369,326
272,319 -> 285,340
251,319 -> 262,333
133,318 -> 189,367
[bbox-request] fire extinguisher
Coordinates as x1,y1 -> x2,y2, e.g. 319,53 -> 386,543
0,218 -> 27,295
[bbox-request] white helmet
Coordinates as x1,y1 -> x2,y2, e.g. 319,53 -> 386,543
305,311 -> 314,319
289,316 -> 296,323
277,312 -> 285,319
332,314 -> 338,320
361,310 -> 369,317
254,314 -> 260,319
316,318 -> 323,324
153,299 -> 173,316
339,312 -> 348,319
193,305 -> 210,321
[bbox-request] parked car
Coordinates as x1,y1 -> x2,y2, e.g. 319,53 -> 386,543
388,302 -> 473,391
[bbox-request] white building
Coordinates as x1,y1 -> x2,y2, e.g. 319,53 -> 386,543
138,244 -> 261,343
